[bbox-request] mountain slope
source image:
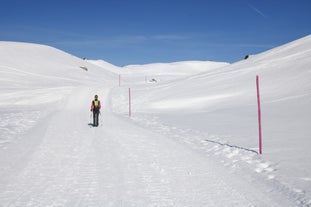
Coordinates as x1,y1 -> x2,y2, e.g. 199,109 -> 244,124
112,34 -> 311,205
0,35 -> 311,205
0,41 -> 117,89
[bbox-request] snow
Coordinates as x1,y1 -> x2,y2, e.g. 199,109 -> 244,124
0,34 -> 311,206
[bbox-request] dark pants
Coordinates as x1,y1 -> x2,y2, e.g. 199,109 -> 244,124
93,110 -> 99,126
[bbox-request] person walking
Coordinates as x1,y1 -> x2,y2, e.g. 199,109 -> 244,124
90,95 -> 101,127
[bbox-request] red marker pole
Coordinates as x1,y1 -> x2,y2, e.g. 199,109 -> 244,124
256,75 -> 263,154
129,88 -> 131,117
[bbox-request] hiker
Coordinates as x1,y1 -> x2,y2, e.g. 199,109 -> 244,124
90,95 -> 101,127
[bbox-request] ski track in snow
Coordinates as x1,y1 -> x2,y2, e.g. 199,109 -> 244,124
0,87 -> 303,206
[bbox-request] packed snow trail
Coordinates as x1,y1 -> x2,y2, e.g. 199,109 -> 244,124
0,87 -> 298,206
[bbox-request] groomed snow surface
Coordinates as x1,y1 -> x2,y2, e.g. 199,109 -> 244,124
0,35 -> 311,206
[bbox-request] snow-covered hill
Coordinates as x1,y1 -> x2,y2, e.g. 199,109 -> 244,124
0,42 -> 118,88
0,35 -> 311,206
111,34 -> 311,205
88,59 -> 229,84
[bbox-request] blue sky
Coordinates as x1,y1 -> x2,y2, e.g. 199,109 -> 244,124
1,0 -> 311,66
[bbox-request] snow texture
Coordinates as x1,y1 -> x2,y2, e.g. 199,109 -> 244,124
0,35 -> 311,206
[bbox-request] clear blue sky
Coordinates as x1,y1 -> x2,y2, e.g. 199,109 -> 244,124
1,0 -> 311,66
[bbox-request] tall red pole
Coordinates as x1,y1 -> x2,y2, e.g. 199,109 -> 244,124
129,88 -> 131,117
256,75 -> 263,154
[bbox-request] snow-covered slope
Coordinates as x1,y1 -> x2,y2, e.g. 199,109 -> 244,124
123,61 -> 229,76
1,35 -> 311,206
88,59 -> 229,84
130,35 -> 311,112
0,42 -> 116,89
0,41 -> 118,149
111,34 -> 311,205
0,41 -> 119,107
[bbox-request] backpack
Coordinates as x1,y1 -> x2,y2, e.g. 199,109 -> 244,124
93,100 -> 100,111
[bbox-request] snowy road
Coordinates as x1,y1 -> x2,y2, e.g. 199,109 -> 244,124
0,87 -> 298,206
